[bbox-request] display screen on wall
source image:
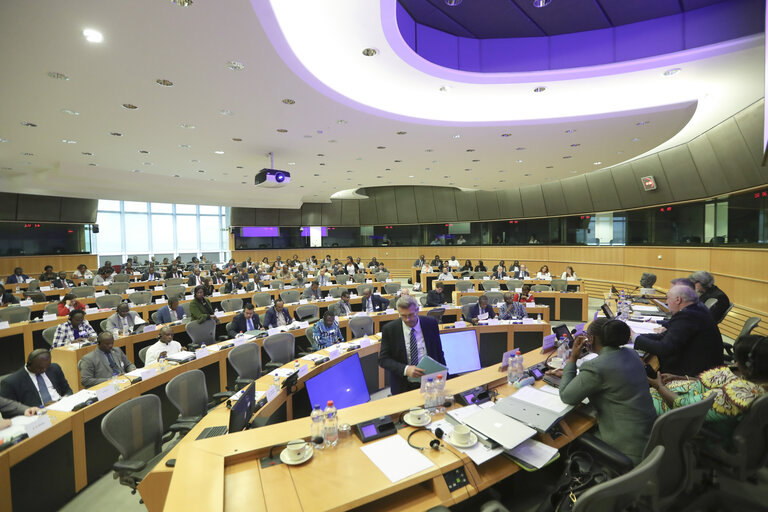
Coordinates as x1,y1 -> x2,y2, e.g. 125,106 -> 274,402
242,227 -> 279,237
300,227 -> 327,237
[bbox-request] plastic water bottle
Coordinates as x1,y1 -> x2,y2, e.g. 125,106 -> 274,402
310,404 -> 325,450
200,340 -> 207,351
111,370 -> 120,391
537,313 -> 542,323
272,374 -> 280,393
434,374 -> 446,413
508,350 -> 524,384
557,336 -> 569,365
324,400 -> 339,447
425,378 -> 437,414
293,360 -> 301,373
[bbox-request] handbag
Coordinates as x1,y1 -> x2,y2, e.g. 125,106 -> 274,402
548,450 -> 618,512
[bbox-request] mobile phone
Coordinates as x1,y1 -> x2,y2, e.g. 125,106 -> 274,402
644,364 -> 657,379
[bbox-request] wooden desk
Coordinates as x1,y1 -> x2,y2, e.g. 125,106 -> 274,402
455,291 -> 589,322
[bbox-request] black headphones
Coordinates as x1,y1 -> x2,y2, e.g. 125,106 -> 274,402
743,337 -> 763,376
407,427 -> 444,452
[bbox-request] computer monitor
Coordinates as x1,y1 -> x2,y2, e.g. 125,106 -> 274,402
305,353 -> 370,410
601,303 -> 615,319
228,382 -> 255,433
552,324 -> 575,348
439,330 -> 481,375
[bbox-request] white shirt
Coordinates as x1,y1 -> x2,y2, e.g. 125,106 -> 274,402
276,310 -> 290,326
25,367 -> 61,403
448,259 -> 460,268
145,340 -> 182,365
401,319 -> 426,375
437,272 -> 453,281
536,272 -> 551,279
364,297 -> 374,313
561,272 -> 578,280
421,265 -> 433,274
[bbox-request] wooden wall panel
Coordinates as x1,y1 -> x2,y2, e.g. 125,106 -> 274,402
519,185 -> 546,217
340,200 -> 360,227
733,100 -> 766,174
358,197 -> 378,225
0,254 -> 98,277
540,181 -> 568,216
687,135 -> 730,196
321,201 -> 342,226
475,191 -> 500,220
0,193 -> 18,221
433,188 -> 458,222
497,189 -> 524,218
611,163 -> 644,209
301,203 -> 322,226
560,175 -> 594,214
585,170 -> 622,212
630,154 -> 674,206
374,187 -> 398,225
277,209 -> 300,226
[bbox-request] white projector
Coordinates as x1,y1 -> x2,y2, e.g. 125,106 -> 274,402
254,168 -> 291,188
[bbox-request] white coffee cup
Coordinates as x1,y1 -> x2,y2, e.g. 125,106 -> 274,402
452,424 -> 471,444
410,408 -> 428,424
286,439 -> 307,461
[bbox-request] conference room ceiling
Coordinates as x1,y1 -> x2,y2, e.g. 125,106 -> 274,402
0,0 -> 762,210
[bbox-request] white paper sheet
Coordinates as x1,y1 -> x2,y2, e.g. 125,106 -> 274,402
506,438 -> 559,469
510,386 -> 571,414
631,305 -> 661,312
46,390 -> 97,412
428,419 -> 502,465
360,435 -> 434,483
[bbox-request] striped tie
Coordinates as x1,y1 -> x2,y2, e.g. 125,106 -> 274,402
409,328 -> 419,366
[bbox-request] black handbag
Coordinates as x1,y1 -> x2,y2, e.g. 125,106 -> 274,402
548,450 -> 618,512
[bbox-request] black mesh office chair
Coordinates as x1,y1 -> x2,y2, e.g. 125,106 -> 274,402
263,332 -> 295,370
426,308 -> 445,324
252,292 -> 272,307
221,298 -> 243,312
349,316 -> 374,338
165,369 -> 230,435
227,343 -> 263,390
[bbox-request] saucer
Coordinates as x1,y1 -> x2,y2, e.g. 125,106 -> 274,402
403,412 -> 431,427
446,431 -> 478,449
279,444 -> 314,466
547,357 -> 564,369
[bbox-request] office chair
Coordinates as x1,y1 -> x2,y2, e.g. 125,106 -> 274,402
723,317 -> 760,362
83,278 -> 95,286
426,308 -> 445,324
531,284 -> 552,292
220,298 -> 243,312
26,279 -> 40,291
294,304 -> 320,323
164,278 -> 185,286
0,306 -> 32,324
484,291 -> 504,305
263,332 -> 295,370
461,304 -> 474,322
138,346 -> 150,364
279,289 -> 300,304
112,274 -> 131,283
419,295 -> 428,307
252,292 -> 273,307
164,286 -> 186,302
328,286 -> 344,298
100,319 -> 111,332
95,294 -> 123,309
356,284 -> 374,296
22,291 -> 48,303
383,282 -> 401,294
506,279 -> 523,291
107,282 -> 130,295
185,318 -> 216,347
130,291 -> 153,306
42,326 -> 57,347
352,273 -> 366,284
71,286 -> 95,298
165,369 -> 229,435
550,279 -> 567,292
455,280 -> 473,292
228,343 -> 263,390
459,295 -> 479,306
180,302 -> 191,318
270,279 -> 285,290
100,395 -> 177,500
472,272 -> 487,280
151,311 -> 162,324
44,302 -> 59,315
481,280 -> 499,291
349,316 -> 374,338
305,325 -> 317,350
374,272 -> 390,282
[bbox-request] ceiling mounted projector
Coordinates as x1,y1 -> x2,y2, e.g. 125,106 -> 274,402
255,168 -> 291,188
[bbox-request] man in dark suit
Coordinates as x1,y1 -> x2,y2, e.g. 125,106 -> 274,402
80,332 -> 136,388
514,265 -> 530,279
209,272 -> 225,285
264,299 -> 293,328
466,295 -> 496,324
379,295 -> 446,395
426,283 -> 445,307
227,303 -> 263,338
6,267 -> 30,284
223,276 -> 243,294
164,265 -> 183,279
329,291 -> 353,317
0,284 -> 20,306
0,349 -> 73,407
155,298 -> 185,323
141,265 -> 162,281
689,271 -> 731,324
52,271 -> 75,288
302,282 -> 322,301
187,268 -> 204,287
633,285 -> 723,376
360,288 -> 390,313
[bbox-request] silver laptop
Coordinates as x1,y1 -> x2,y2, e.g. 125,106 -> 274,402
493,394 -> 573,433
462,408 -> 535,450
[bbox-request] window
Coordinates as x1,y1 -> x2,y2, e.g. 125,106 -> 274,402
151,215 -> 174,252
124,214 -> 149,252
151,202 -> 173,213
96,212 -> 122,253
175,204 -> 197,214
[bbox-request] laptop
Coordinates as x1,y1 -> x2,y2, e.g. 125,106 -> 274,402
493,392 -> 574,433
462,408 -> 536,450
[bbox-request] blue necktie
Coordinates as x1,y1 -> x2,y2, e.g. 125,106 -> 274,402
36,373 -> 52,405
409,327 -> 419,366
105,351 -> 121,374
247,318 -> 253,330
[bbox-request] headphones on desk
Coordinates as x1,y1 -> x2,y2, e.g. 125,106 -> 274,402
407,427 -> 444,452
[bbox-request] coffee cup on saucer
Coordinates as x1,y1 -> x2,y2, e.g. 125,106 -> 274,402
410,408 -> 428,425
451,424 -> 471,445
285,439 -> 307,462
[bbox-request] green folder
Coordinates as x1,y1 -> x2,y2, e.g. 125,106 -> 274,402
407,356 -> 449,382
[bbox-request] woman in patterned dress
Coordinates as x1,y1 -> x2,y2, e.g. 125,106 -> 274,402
649,334 -> 767,438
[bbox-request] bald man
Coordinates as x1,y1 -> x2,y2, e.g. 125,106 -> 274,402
144,326 -> 182,365
632,285 -> 723,376
79,332 -> 136,388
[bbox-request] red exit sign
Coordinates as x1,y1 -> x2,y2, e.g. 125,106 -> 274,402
23,223 -> 41,228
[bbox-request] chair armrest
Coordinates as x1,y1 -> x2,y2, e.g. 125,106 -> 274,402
217,335 -> 229,342
187,343 -> 201,351
574,432 -> 634,474
264,362 -> 282,371
211,391 -> 233,402
297,351 -> 313,357
113,459 -> 147,473
176,415 -> 203,424
168,422 -> 195,435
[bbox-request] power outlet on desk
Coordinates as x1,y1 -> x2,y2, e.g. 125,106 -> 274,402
260,455 -> 283,468
443,467 -> 469,492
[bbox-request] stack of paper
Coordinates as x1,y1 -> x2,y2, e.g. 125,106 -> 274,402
47,390 -> 97,412
360,435 -> 434,482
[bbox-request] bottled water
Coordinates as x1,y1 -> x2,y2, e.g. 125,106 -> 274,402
272,374 -> 280,393
434,374 -> 446,413
323,400 -> 339,447
557,335 -> 569,365
425,378 -> 437,414
310,404 -> 325,450
507,350 -> 524,384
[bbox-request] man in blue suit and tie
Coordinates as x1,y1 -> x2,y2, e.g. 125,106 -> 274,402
227,303 -> 263,338
155,298 -> 185,324
360,288 -> 389,313
379,295 -> 446,395
465,295 -> 496,325
0,349 -> 72,407
6,267 -> 30,284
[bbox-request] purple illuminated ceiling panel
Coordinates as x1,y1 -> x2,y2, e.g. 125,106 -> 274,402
242,226 -> 279,237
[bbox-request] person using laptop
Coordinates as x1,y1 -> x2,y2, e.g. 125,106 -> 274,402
379,295 -> 446,395
144,326 -> 182,366
556,318 -> 656,465
105,303 -> 145,333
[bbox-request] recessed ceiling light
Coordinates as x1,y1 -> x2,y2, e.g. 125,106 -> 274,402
394,160 -> 402,163
570,143 -> 580,147
89,163 -> 97,166
81,152 -> 93,156
516,147 -> 526,151
516,159 -> 523,163
20,122 -> 37,127
533,0 -> 551,7
61,139 -> 77,144
328,139 -> 337,143
452,134 -> 461,139
376,175 -> 382,178
214,151 -> 224,154
82,28 -> 103,43
533,86 -> 546,92
219,109 -> 233,116
396,131 -> 407,135
466,149 -> 475,152
562,155 -> 572,159
282,99 -> 295,105
497,170 -> 504,173
0,139 -> 9,143
47,72 -> 69,80
303,135 -> 312,138
179,144 -> 191,148
122,103 -> 138,110
376,146 -> 386,150
499,179 -> 506,183
663,68 -> 681,76
109,132 -> 122,136
319,162 -> 325,166
21,152 -> 33,156
138,150 -> 150,154
173,174 -> 181,178
276,128 -> 288,133
171,0 -> 194,6
287,162 -> 295,166
0,167 -> 11,171
61,109 -> 79,116
546,166 -> 553,168
313,173 -> 320,177
197,169 -> 205,173
362,48 -> 379,57
425,149 -> 433,152
425,167 -> 431,170
232,138 -> 242,142
385,168 -> 391,171
143,162 -> 153,166
593,161 -> 602,165
132,169 -> 141,173
636,121 -> 649,126
617,151 -> 624,154
337,120 -> 347,125
226,61 -> 245,71
445,0 -> 462,6
464,168 -> 471,171
472,159 -> 480,162
408,175 -> 415,178
180,123 -> 195,129
241,181 -> 246,184
209,178 -> 216,182
501,133 -> 511,137
237,167 -> 244,170
632,137 -> 640,142
570,170 -> 578,174
524,173 -> 532,176
191,159 -> 199,163
439,86 -> 451,92
156,79 -> 174,87
346,170 -> 353,173
316,153 -> 324,157
565,129 -> 576,133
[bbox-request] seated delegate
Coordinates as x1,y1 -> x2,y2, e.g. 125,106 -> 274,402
648,334 -> 767,441
689,270 -> 731,324
561,266 -> 578,280
426,283 -> 445,307
536,265 -> 551,279
264,298 -> 292,328
6,267 -> 30,284
0,349 -> 73,407
360,288 -> 389,313
57,294 -> 85,316
53,310 -> 97,348
312,311 -> 345,349
514,284 -> 535,303
0,284 -> 20,306
557,319 -> 656,465
105,303 -> 145,332
227,303 -> 263,338
79,332 -> 136,388
144,326 -> 183,365
465,295 -> 496,325
329,291 -> 353,317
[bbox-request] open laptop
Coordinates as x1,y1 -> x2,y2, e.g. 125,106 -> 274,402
462,408 -> 536,450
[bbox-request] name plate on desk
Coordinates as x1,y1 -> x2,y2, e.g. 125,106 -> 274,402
154,286 -> 164,291
156,297 -> 167,304
346,281 -> 354,285
39,286 -> 51,291
267,327 -> 282,336
327,347 -> 340,360
214,310 -> 226,318
463,277 -> 470,280
454,321 -> 467,328
365,279 -> 373,283
143,324 -> 156,333
236,289 -> 246,295
95,385 -> 116,402
265,386 -> 278,403
125,288 -> 136,294
359,337 -> 371,348
386,278 -> 392,282
482,276 -> 489,280
85,307 -> 98,315
385,308 -> 395,314
297,321 -> 309,329
195,347 -> 209,358
43,313 -> 57,322
212,291 -> 221,297
298,364 -> 309,378
19,299 -> 34,307
22,414 -> 52,438
299,299 -> 308,305
487,318 -> 500,325
233,337 -> 246,347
